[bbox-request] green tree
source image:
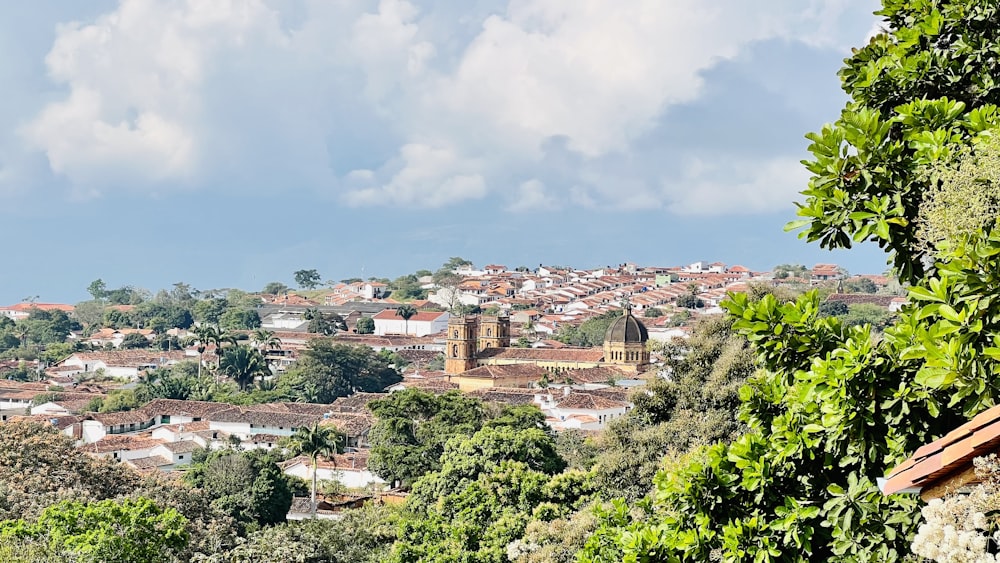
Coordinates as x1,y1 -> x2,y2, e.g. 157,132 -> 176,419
555,310 -> 619,347
219,308 -> 261,331
676,292 -> 704,309
86,279 -> 107,301
394,304 -> 417,335
219,345 -> 270,391
192,298 -> 228,325
388,426 -> 583,563
251,329 -> 281,352
294,269 -> 322,290
185,449 -> 293,531
367,389 -> 486,487
818,299 -> 849,317
355,316 -> 375,334
262,282 -> 290,295
278,339 -> 400,403
0,497 -> 188,563
304,308 -> 346,336
287,423 -> 344,518
119,332 -> 150,349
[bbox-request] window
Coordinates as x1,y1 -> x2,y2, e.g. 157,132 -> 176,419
486,328 -> 492,336
179,455 -> 184,460
161,415 -> 171,424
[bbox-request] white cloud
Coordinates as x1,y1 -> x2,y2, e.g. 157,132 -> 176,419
507,179 -> 558,212
663,157 -> 810,215
344,143 -> 487,207
16,0 -> 875,211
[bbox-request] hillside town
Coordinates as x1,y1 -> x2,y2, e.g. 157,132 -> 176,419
0,259 -> 899,513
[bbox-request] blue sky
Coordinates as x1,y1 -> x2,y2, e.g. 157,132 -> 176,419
0,0 -> 888,304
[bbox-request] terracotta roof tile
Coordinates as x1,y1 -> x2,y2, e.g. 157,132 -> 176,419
476,347 -> 604,363
884,403 -> 1000,496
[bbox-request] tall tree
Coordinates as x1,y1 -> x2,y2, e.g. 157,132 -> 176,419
251,329 -> 281,352
218,345 -> 269,391
86,279 -> 107,301
394,305 -> 417,335
287,423 -> 344,518
294,270 -> 322,290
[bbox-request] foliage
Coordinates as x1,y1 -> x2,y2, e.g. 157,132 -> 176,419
98,389 -> 142,413
184,449 -> 293,532
287,422 -> 345,517
120,332 -> 151,349
197,505 -> 400,563
388,425 -> 585,563
555,310 -> 620,347
840,302 -> 895,330
0,422 -> 140,522
642,307 -> 664,318
219,345 -> 270,391
390,274 -> 428,301
356,316 -> 375,334
553,430 -> 601,471
590,315 -> 752,502
676,293 -> 704,309
219,308 -> 261,331
395,304 -> 418,334
277,339 -> 400,403
842,277 -> 879,294
367,389 -> 486,487
304,309 -> 347,336
789,1 -> 1000,283
818,299 -> 849,317
772,264 -> 809,279
0,497 -> 188,563
918,117 -> 1000,254
294,269 -> 322,290
262,281 -> 290,295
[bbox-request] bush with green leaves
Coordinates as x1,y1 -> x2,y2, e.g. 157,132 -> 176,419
0,497 -> 188,563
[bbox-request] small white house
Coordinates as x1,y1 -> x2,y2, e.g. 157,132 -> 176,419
282,452 -> 386,490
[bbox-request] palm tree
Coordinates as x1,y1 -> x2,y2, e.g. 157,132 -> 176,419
191,325 -> 223,378
218,345 -> 270,391
251,329 -> 281,352
395,304 -> 418,335
288,423 -> 344,518
13,323 -> 30,350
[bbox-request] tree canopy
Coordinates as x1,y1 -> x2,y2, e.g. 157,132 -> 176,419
582,2 -> 1000,560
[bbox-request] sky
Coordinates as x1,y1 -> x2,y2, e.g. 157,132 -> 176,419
0,0 -> 889,304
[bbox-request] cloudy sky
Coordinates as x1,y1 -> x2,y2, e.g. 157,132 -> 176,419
0,0 -> 886,303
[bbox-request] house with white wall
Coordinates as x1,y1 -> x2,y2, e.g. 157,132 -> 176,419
372,310 -> 449,337
282,452 -> 386,490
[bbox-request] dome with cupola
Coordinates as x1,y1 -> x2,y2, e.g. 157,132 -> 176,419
604,306 -> 649,344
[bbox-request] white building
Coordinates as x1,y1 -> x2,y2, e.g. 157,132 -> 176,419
372,310 -> 449,337
282,452 -> 386,490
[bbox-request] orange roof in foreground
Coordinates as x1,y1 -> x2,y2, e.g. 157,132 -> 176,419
883,404 -> 1000,497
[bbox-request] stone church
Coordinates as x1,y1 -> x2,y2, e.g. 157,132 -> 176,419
445,308 -> 651,391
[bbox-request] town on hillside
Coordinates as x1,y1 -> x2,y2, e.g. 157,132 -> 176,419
0,259 -> 899,515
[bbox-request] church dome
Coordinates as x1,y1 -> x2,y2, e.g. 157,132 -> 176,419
604,308 -> 649,344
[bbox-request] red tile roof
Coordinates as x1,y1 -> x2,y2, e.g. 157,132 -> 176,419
476,347 -> 604,363
0,303 -> 75,313
883,404 -> 1000,497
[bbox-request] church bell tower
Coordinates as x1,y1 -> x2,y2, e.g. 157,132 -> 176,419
445,316 -> 478,374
